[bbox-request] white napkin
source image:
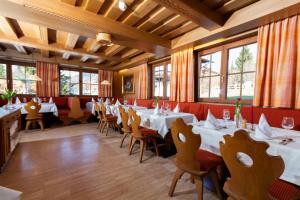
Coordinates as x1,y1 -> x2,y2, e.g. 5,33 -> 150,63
115,99 -> 121,106
104,98 -> 109,105
153,104 -> 159,115
15,97 -> 21,104
98,98 -> 103,103
173,104 -> 180,113
204,109 -> 221,129
38,97 -> 42,104
91,98 -> 95,103
49,97 -> 53,104
255,114 -> 280,139
134,99 -> 137,106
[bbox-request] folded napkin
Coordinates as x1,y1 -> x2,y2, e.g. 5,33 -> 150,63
15,97 -> 21,104
91,98 -> 95,103
115,99 -> 121,106
49,97 -> 54,104
204,109 -> 221,130
255,114 -> 280,139
173,104 -> 180,113
98,98 -> 103,103
104,98 -> 109,105
134,99 -> 137,106
38,97 -> 42,104
153,104 -> 159,115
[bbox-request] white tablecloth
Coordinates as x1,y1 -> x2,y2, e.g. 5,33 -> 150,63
11,103 -> 58,116
191,121 -> 300,186
137,109 -> 198,138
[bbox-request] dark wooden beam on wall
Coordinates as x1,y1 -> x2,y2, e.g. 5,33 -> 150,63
152,0 -> 226,30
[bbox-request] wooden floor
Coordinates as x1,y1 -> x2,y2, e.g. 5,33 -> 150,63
0,123 -> 218,200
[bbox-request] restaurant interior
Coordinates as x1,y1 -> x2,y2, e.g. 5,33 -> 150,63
0,0 -> 300,199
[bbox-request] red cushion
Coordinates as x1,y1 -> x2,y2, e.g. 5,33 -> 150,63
53,97 -> 68,109
79,97 -> 92,108
83,108 -> 91,116
139,127 -> 157,136
268,179 -> 300,200
58,109 -> 69,116
195,149 -> 223,171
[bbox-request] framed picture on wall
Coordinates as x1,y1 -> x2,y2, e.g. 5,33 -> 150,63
122,74 -> 134,94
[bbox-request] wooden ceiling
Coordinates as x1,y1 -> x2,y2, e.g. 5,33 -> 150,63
0,0 -> 260,70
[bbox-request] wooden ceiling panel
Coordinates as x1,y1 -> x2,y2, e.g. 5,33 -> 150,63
17,21 -> 38,38
150,15 -> 187,35
84,0 -> 105,13
161,21 -> 198,39
217,0 -> 260,15
122,0 -> 158,26
135,7 -> 173,31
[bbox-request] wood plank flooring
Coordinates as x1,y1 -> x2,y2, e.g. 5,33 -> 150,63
0,123 -> 218,200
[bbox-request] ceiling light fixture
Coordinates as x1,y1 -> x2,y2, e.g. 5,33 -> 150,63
96,32 -> 113,46
118,0 -> 127,11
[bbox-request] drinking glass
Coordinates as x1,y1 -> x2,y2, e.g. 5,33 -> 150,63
165,102 -> 170,112
223,109 -> 230,127
281,117 -> 294,130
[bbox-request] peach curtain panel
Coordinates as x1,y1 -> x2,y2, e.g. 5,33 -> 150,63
254,15 -> 300,108
36,61 -> 59,97
170,45 -> 194,102
98,70 -> 113,97
137,64 -> 148,99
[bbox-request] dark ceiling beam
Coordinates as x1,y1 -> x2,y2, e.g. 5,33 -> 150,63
152,0 -> 226,30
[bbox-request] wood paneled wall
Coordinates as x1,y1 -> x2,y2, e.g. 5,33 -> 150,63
113,66 -> 141,99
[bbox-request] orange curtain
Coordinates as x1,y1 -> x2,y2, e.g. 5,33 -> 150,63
137,63 -> 148,99
170,45 -> 194,102
98,70 -> 113,97
36,61 -> 59,97
254,15 -> 300,108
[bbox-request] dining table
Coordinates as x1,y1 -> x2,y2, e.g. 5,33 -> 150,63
136,109 -> 198,138
191,120 -> 300,186
4,103 -> 59,116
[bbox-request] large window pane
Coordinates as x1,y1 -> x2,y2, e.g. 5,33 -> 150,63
154,65 -> 164,97
0,64 -> 7,93
199,51 -> 222,99
199,77 -> 209,98
210,76 -> 221,98
12,65 -> 36,94
60,70 -> 79,95
228,46 -> 243,73
242,72 -> 255,99
82,72 -> 98,96
227,74 -> 241,99
243,43 -> 257,72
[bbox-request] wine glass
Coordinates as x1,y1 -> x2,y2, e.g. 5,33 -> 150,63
223,109 -> 230,127
165,102 -> 170,112
281,117 -> 294,130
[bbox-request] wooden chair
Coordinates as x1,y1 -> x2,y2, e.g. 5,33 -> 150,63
24,100 -> 44,132
169,118 -> 224,200
220,129 -> 300,200
99,103 -> 117,136
119,106 -> 131,149
128,108 -> 159,163
95,103 -> 103,130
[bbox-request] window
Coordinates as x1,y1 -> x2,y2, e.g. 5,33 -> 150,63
199,51 -> 222,98
12,65 -> 36,94
152,61 -> 171,98
197,36 -> 257,103
82,72 -> 98,95
60,70 -> 80,95
227,43 -> 257,99
0,64 -> 7,93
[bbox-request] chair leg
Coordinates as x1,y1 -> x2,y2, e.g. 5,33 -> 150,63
194,177 -> 204,200
129,138 -> 136,155
38,120 -> 44,131
25,121 -> 31,132
120,132 -> 129,148
128,135 -> 133,153
190,175 -> 195,183
209,169 -> 224,200
139,140 -> 145,163
152,138 -> 159,156
106,123 -> 110,136
97,120 -> 101,129
168,168 -> 184,197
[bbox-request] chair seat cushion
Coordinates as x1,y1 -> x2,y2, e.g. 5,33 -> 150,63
139,127 -> 157,136
268,179 -> 300,200
106,116 -> 117,122
26,114 -> 43,120
195,149 -> 223,171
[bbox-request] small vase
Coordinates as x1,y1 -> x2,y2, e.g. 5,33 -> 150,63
7,99 -> 12,105
234,113 -> 240,128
